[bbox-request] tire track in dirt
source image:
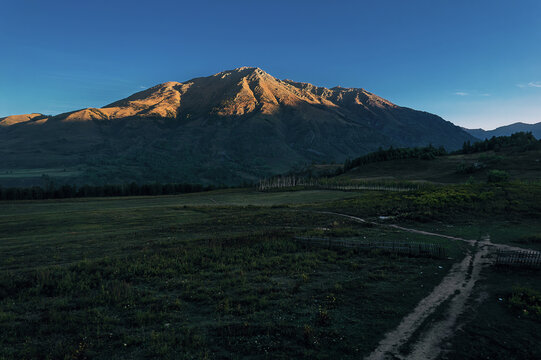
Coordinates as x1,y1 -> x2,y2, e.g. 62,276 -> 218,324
322,211 -> 538,252
319,211 -> 476,245
402,239 -> 492,360
387,224 -> 477,246
365,249 -> 475,360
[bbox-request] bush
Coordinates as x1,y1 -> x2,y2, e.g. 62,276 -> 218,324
456,162 -> 483,174
487,170 -> 510,183
509,286 -> 541,321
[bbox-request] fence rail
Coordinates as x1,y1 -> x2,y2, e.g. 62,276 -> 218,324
257,177 -> 422,192
495,250 -> 541,268
295,236 -> 446,258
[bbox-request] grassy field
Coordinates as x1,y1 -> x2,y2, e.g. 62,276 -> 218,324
440,266 -> 541,359
1,184 -> 540,359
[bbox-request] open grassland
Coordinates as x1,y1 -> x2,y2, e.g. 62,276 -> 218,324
440,266 -> 541,360
1,184 -> 540,359
0,236 -> 452,359
0,190 -> 457,359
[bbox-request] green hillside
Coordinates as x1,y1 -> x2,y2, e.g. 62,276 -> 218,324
337,132 -> 541,184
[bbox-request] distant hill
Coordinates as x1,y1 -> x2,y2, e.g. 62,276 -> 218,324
0,67 -> 476,186
464,122 -> 541,140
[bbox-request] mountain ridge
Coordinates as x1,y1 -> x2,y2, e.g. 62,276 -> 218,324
0,67 -> 413,124
464,122 -> 541,140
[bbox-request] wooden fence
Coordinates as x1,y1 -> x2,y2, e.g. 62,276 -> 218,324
495,250 -> 541,268
295,236 -> 446,258
257,177 -> 421,192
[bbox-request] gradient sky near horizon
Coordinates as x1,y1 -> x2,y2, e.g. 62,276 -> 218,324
1,0 -> 540,129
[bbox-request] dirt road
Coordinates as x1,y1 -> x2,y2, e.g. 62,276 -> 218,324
324,212 -> 537,360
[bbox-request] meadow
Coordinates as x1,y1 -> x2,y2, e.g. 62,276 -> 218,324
1,184 -> 540,359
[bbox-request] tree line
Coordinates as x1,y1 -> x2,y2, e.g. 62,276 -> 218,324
339,132 -> 540,174
0,182 -> 214,201
460,132 -> 540,154
340,144 -> 447,173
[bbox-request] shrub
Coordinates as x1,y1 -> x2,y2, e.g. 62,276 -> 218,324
487,170 -> 510,183
315,306 -> 331,326
508,286 -> 541,321
456,162 -> 482,174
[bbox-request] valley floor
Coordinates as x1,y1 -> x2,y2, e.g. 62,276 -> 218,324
0,188 -> 540,359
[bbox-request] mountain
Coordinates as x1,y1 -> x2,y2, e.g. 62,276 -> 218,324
464,122 -> 541,140
0,113 -> 48,127
0,67 -> 476,186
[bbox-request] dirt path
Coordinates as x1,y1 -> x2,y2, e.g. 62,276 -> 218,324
320,211 -> 474,243
322,211 -> 538,252
387,224 -> 477,246
365,249 -> 477,360
322,212 -> 538,359
401,238 -> 492,360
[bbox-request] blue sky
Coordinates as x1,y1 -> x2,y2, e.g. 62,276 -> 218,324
1,0 -> 540,129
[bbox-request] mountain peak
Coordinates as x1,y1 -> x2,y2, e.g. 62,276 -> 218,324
234,66 -> 261,72
3,67 -> 402,124
211,66 -> 270,80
